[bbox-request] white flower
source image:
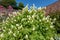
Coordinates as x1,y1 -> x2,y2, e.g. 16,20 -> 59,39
50,18 -> 52,20
53,18 -> 56,21
21,18 -> 26,21
32,27 -> 35,31
8,30 -> 12,34
47,20 -> 49,22
28,17 -> 31,20
32,14 -> 36,18
32,15 -> 35,18
25,34 -> 28,38
18,13 -> 21,16
46,28 -> 48,30
9,29 -> 11,31
28,21 -> 29,22
47,15 -> 50,18
14,20 -> 16,21
13,16 -> 15,18
13,33 -> 16,37
3,30 -> 5,32
50,37 -> 54,40
51,22 -> 54,25
46,15 -> 50,19
21,25 -> 23,27
29,10 -> 32,13
16,24 -> 19,26
41,14 -> 43,17
32,20 -> 33,22
0,33 -> 4,37
50,25 -> 54,28
27,15 -> 30,18
13,12 -> 16,15
42,17 -> 46,20
20,39 -> 23,40
45,17 -> 48,20
39,20 -> 41,22
22,5 -> 28,12
13,12 -> 17,16
18,25 -> 22,29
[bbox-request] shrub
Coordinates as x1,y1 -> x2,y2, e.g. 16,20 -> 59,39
49,11 -> 60,34
0,6 -> 56,40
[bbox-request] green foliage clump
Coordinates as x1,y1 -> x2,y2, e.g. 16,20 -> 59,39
0,0 -> 24,10
0,0 -> 16,8
18,2 -> 24,10
49,11 -> 60,34
0,6 -> 56,40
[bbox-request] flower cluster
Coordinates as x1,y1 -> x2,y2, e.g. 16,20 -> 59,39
0,6 -> 56,40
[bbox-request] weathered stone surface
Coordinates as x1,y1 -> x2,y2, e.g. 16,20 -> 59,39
45,0 -> 60,15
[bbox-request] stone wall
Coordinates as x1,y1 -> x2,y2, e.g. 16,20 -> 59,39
45,0 -> 60,15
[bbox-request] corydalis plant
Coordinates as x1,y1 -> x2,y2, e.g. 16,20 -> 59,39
0,5 -> 56,40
